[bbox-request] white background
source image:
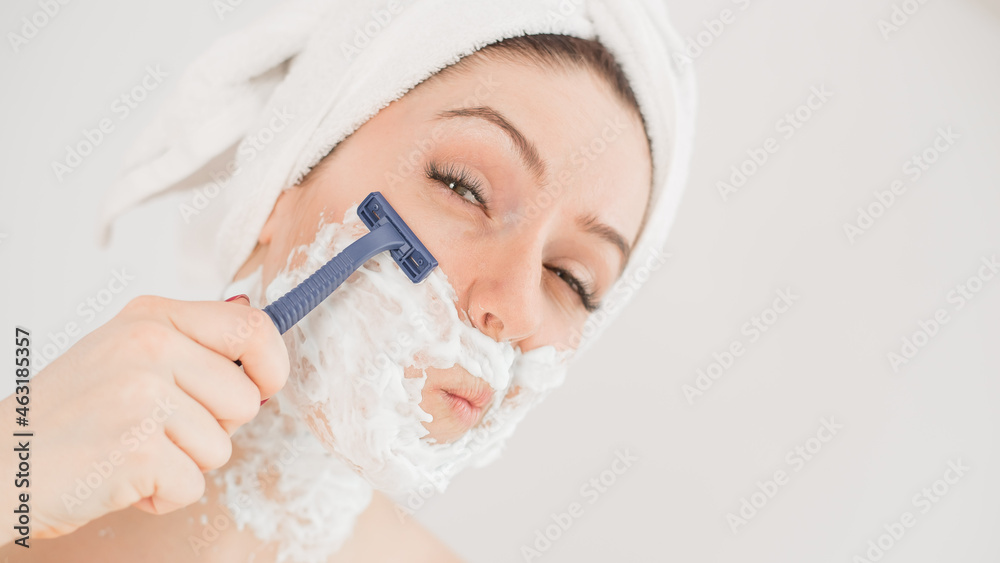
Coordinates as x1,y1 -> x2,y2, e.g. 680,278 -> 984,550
1,0 -> 998,561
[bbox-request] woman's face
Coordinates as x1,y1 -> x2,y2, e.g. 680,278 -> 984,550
241,55 -> 652,443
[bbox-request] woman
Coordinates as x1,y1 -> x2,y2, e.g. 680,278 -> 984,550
0,0 -> 695,561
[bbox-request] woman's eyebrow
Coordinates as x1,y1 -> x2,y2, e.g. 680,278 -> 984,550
435,106 -> 548,184
579,214 -> 631,273
436,106 -> 631,273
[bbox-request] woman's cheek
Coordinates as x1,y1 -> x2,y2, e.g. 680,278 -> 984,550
420,219 -> 481,290
532,301 -> 587,353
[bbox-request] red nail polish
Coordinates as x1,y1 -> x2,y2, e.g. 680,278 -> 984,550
260,399 -> 269,405
225,294 -> 249,302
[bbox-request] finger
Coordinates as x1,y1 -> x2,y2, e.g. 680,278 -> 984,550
134,436 -> 207,515
126,296 -> 290,400
170,334 -> 262,426
161,390 -> 234,471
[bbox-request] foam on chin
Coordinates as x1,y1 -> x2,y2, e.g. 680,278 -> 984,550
212,207 -> 571,561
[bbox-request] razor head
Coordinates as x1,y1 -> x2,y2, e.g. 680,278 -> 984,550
358,192 -> 438,283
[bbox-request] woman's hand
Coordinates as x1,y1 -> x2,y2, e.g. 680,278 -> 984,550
1,295 -> 288,543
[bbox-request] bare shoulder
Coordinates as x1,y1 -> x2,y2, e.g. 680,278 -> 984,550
328,491 -> 465,563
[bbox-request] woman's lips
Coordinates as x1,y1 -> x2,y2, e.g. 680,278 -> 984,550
440,379 -> 495,429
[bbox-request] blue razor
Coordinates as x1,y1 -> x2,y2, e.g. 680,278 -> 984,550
262,192 -> 438,334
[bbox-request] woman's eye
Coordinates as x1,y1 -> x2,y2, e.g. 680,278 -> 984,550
449,181 -> 480,205
549,267 -> 599,313
424,161 -> 487,207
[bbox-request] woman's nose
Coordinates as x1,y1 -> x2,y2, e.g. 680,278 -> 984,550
465,243 -> 543,343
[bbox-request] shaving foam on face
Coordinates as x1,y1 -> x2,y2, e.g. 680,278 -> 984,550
212,206 -> 572,562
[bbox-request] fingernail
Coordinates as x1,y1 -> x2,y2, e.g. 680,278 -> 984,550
225,294 -> 249,303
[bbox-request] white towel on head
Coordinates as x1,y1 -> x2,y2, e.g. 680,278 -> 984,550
99,0 -> 697,352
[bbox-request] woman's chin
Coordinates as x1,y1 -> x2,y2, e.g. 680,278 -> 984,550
419,394 -> 485,444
